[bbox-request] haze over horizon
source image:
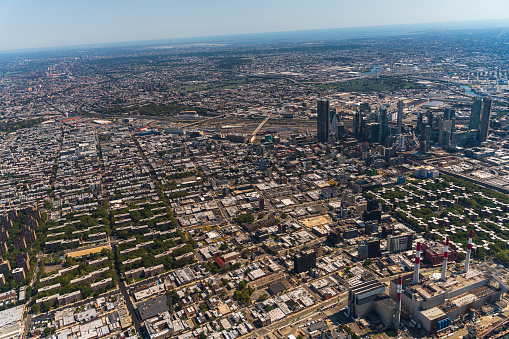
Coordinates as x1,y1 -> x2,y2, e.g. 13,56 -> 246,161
1,0 -> 509,52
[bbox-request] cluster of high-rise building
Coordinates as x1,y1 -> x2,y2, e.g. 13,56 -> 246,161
317,95 -> 494,155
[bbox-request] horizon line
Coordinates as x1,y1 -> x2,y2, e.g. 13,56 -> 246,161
1,17 -> 509,55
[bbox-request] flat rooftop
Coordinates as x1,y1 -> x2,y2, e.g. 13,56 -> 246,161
137,295 -> 169,321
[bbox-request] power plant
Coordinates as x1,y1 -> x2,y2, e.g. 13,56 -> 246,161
465,230 -> 473,274
389,232 -> 506,332
413,242 -> 421,285
441,237 -> 449,281
394,276 -> 402,330
348,231 -> 508,333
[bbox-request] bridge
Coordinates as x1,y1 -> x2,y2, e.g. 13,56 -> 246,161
249,116 -> 270,143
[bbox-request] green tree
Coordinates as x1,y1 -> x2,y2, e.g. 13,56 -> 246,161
31,303 -> 40,314
130,211 -> 142,223
234,213 -> 254,224
476,247 -> 487,261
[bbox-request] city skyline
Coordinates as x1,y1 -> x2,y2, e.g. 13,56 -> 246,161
2,6 -> 509,338
0,0 -> 509,52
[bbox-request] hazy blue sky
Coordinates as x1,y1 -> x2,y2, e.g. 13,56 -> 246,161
1,0 -> 509,51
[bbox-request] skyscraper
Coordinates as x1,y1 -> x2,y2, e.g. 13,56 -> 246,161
419,125 -> 431,153
427,111 -> 433,130
330,113 -> 339,139
444,108 -> 455,121
354,110 -> 361,138
397,100 -> 403,134
469,99 -> 482,131
439,120 -> 453,148
379,105 -> 389,145
479,97 -> 492,143
360,116 -> 366,141
442,108 -> 456,148
317,99 -> 330,143
369,123 -> 380,144
360,102 -> 370,114
416,112 -> 423,134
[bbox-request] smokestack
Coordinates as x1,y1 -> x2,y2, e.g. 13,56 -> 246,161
394,276 -> 402,330
441,238 -> 449,281
465,230 -> 473,273
413,242 -> 421,284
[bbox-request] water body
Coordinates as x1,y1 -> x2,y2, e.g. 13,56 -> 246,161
459,85 -> 484,98
366,66 -> 382,76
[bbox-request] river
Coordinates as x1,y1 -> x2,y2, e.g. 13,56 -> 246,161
459,84 -> 484,97
366,66 -> 381,76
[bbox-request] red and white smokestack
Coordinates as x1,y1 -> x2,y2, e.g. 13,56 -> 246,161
465,230 -> 473,273
396,276 -> 402,301
394,276 -> 402,330
413,242 -> 421,285
441,238 -> 449,281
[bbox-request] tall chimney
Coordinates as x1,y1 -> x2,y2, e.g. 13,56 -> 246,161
465,230 -> 473,273
394,276 -> 402,330
413,242 -> 421,285
441,238 -> 449,281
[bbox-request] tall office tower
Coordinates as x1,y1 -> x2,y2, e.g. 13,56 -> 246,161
425,125 -> 431,151
416,112 -> 423,134
451,117 -> 456,146
354,110 -> 361,138
469,99 -> 482,131
439,120 -> 453,148
330,114 -> 339,140
442,108 -> 456,145
397,100 -> 403,134
419,125 -> 431,153
338,123 -> 345,139
360,102 -> 371,114
360,116 -> 366,141
369,123 -> 380,144
317,99 -> 330,143
427,111 -> 433,130
444,108 -> 455,121
479,97 -> 493,142
379,106 -> 389,144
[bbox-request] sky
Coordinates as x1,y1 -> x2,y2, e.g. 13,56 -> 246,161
1,0 -> 509,52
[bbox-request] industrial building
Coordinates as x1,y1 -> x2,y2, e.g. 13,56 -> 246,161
388,233 -> 507,333
389,270 -> 504,332
348,232 -> 508,334
347,278 -> 392,325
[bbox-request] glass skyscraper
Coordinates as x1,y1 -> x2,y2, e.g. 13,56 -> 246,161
317,99 -> 330,143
